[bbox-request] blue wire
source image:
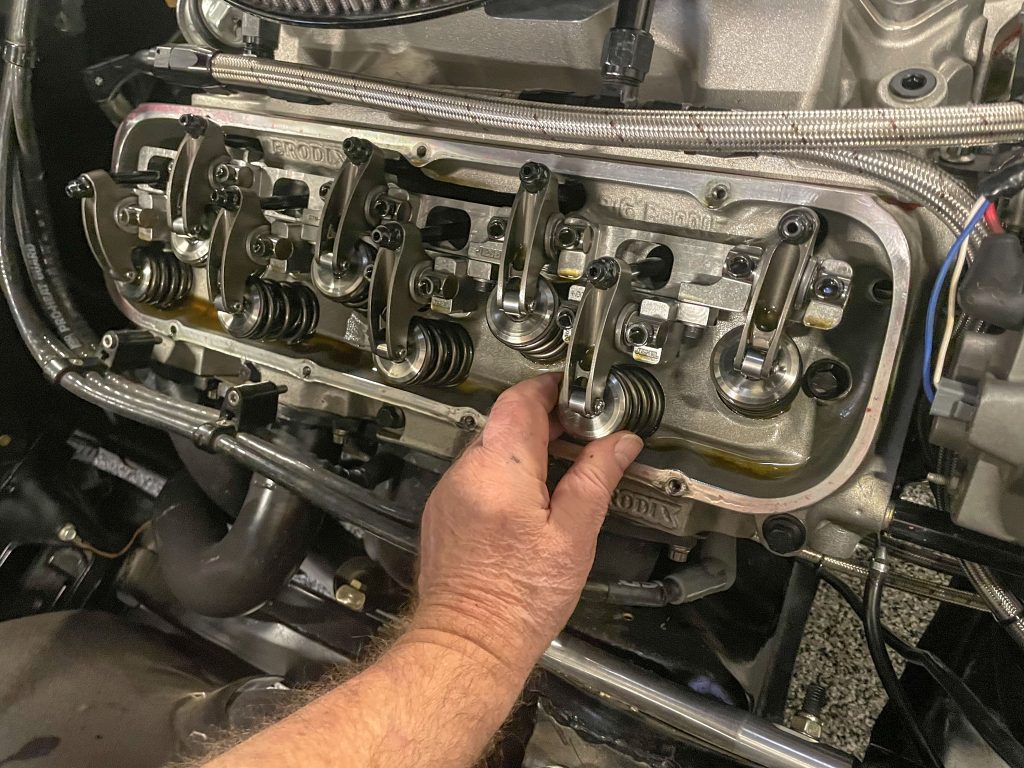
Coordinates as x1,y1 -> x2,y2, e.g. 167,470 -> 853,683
923,200 -> 991,402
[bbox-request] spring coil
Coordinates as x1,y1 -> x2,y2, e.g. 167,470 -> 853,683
510,318 -> 566,363
229,278 -> 320,344
376,318 -> 473,387
486,277 -> 566,363
125,248 -> 192,309
611,365 -> 665,439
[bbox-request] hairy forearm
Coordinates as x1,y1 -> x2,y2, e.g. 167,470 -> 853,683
203,623 -> 530,768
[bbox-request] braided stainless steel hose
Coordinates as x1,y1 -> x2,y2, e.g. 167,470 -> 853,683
209,53 -> 1024,151
962,560 -> 1024,652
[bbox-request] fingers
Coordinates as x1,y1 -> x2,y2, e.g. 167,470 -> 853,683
549,432 -> 643,535
479,373 -> 561,478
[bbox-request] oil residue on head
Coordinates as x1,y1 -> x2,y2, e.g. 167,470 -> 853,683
646,435 -> 804,479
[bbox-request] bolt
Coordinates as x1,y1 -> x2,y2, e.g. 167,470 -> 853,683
116,205 -> 142,228
486,217 -> 507,240
706,183 -> 730,207
624,322 -> 650,347
250,237 -> 266,258
227,390 -> 241,406
371,223 -> 404,249
57,523 -> 77,542
778,210 -> 816,244
591,398 -> 606,415
889,68 -> 937,99
210,187 -> 242,211
762,514 -> 806,554
371,196 -> 391,218
300,365 -> 313,378
555,307 -> 576,331
801,682 -> 828,718
813,275 -> 843,301
458,415 -> 477,431
319,182 -> 332,199
416,277 -> 434,296
376,405 -> 405,431
585,258 -> 620,289
724,252 -> 754,279
519,161 -> 550,193
668,542 -> 694,562
342,137 -> 373,165
555,225 -> 580,250
64,175 -> 94,200
179,113 -> 208,138
791,682 -> 828,742
212,163 -> 237,185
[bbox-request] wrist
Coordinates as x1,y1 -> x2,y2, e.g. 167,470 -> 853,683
406,600 -> 543,681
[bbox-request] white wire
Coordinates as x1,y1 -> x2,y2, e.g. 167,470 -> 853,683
933,195 -> 988,390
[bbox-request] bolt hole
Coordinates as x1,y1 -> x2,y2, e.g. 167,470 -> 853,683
415,144 -> 427,159
901,72 -> 927,91
169,324 -> 178,337
666,478 -> 684,495
301,365 -> 312,379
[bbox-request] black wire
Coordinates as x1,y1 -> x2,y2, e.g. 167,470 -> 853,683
819,570 -> 1024,767
862,548 -> 945,768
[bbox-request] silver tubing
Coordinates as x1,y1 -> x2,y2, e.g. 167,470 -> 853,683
961,560 -> 1024,652
798,550 -> 990,613
540,635 -> 855,768
209,53 -> 1024,151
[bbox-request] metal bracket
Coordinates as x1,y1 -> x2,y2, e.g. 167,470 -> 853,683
99,330 -> 159,372
207,185 -> 269,313
562,257 -> 635,417
221,381 -> 286,434
166,114 -> 228,239
495,162 -> 561,317
312,138 -> 390,301
733,208 -> 819,380
367,222 -> 431,361
79,170 -> 142,283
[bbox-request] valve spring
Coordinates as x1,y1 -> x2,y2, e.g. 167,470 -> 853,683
514,318 -> 566,363
405,319 -> 474,387
611,365 -> 665,439
233,279 -> 320,344
129,249 -> 192,309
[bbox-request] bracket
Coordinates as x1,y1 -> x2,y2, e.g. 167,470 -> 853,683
207,185 -> 269,313
79,170 -> 142,283
99,330 -> 159,372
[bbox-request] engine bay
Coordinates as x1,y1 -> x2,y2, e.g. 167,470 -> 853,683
2,1 -> 1024,766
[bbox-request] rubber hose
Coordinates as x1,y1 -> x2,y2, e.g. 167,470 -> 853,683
152,473 -> 318,618
864,546 -> 945,768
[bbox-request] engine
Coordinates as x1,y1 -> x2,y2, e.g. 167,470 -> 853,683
2,1 -> 1024,766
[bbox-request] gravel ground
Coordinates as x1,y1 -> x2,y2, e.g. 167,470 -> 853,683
784,483 -> 944,758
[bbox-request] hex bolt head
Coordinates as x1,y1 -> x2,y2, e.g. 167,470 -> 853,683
778,211 -> 816,244
486,217 -> 507,240
210,187 -> 242,211
625,322 -> 650,346
889,68 -> 938,99
519,161 -> 550,193
458,415 -> 477,431
342,137 -> 373,165
57,523 -> 77,542
555,226 -> 580,250
371,196 -> 391,218
762,514 -> 806,554
803,359 -> 852,402
813,275 -> 843,301
555,307 -> 576,331
371,223 -> 403,249
585,258 -> 620,289
724,252 -> 754,279
319,182 -> 332,199
179,113 -> 208,138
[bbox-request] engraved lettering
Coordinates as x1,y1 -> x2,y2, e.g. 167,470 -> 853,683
267,138 -> 345,168
610,487 -> 684,530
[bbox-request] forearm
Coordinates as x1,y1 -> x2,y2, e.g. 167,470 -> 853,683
204,623 -> 530,768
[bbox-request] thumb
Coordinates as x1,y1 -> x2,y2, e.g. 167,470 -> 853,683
549,432 -> 643,534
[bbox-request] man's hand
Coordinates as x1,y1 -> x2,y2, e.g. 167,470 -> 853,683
203,374 -> 642,768
410,373 -> 643,676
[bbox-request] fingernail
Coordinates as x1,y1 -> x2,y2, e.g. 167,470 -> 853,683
613,433 -> 644,470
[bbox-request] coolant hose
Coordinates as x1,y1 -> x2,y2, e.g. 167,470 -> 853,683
207,53 -> 1024,151
152,473 -> 319,617
961,559 -> 1024,653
